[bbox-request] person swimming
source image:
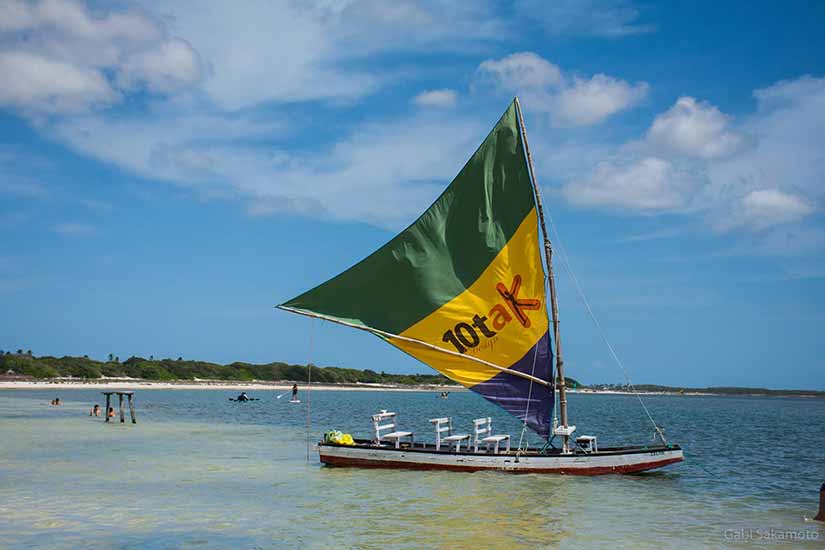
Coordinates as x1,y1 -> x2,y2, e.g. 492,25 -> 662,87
50,397 -> 61,406
107,407 -> 115,418
90,404 -> 101,416
236,392 -> 250,402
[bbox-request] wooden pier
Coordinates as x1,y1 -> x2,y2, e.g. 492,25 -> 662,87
102,391 -> 136,424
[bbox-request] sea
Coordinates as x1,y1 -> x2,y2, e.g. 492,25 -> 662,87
0,388 -> 823,549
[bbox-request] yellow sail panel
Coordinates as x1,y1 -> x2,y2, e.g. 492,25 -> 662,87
394,208 -> 549,387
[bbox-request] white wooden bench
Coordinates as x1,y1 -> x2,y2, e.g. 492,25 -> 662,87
372,410 -> 414,449
429,417 -> 470,451
576,435 -> 598,453
473,417 -> 510,454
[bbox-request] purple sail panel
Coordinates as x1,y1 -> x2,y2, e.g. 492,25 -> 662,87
470,332 -> 554,439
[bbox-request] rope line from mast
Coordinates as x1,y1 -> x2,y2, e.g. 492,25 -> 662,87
546,276 -> 560,431
542,206 -> 667,444
517,339 -> 541,451
306,318 -> 315,462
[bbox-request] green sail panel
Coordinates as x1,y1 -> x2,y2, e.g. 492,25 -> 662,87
281,100 -> 536,334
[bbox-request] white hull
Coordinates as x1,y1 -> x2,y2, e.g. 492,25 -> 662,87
319,442 -> 683,475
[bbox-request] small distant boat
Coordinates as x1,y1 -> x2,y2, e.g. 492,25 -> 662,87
278,99 -> 682,475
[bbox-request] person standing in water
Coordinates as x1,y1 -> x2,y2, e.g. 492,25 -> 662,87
291,384 -> 298,400
89,404 -> 101,416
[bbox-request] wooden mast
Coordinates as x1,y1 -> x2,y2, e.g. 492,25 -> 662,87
514,97 -> 571,451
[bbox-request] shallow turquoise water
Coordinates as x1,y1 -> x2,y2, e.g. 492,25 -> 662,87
1,389 -> 823,548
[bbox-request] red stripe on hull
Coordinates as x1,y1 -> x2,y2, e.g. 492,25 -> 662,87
319,453 -> 683,475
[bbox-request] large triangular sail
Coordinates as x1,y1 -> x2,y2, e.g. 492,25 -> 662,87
279,100 -> 555,438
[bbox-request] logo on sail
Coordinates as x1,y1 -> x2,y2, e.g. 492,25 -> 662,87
441,274 -> 542,354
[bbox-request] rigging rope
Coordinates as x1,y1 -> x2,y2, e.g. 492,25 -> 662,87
543,208 -> 668,444
517,339 -> 541,451
305,318 -> 314,462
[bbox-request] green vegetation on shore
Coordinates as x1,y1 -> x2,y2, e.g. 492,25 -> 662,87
1,351 -> 822,397
0,352 -> 455,386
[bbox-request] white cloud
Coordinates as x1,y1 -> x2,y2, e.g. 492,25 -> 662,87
476,52 -> 647,126
50,108 -> 486,228
131,0 -> 507,110
3,2 -> 818,250
412,89 -> 457,108
551,74 -> 648,127
562,157 -> 701,211
0,0 -> 160,45
50,109 -> 284,185
117,39 -> 203,94
646,97 -> 742,159
0,51 -> 117,114
477,52 -> 563,91
515,0 -> 654,38
560,75 -> 825,237
0,0 -> 202,115
722,189 -> 815,231
0,0 -> 36,31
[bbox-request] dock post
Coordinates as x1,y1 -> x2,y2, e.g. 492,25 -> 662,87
118,393 -> 125,423
104,393 -> 111,423
128,394 -> 136,424
816,483 -> 825,522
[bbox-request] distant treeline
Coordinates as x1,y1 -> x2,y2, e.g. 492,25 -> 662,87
588,383 -> 825,398
2,351 -> 821,396
0,352 -> 455,386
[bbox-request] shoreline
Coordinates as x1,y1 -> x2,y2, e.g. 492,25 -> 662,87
3,379 -> 820,398
0,379 -> 463,392
0,379 -> 822,398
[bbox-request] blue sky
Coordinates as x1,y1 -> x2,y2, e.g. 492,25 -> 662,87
1,0 -> 823,389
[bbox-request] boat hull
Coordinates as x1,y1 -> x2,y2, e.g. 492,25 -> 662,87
318,442 -> 683,475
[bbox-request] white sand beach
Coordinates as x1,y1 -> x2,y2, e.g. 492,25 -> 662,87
0,378 -> 720,396
0,378 -> 465,392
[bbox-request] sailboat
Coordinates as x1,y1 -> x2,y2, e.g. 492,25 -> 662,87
278,99 -> 683,474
